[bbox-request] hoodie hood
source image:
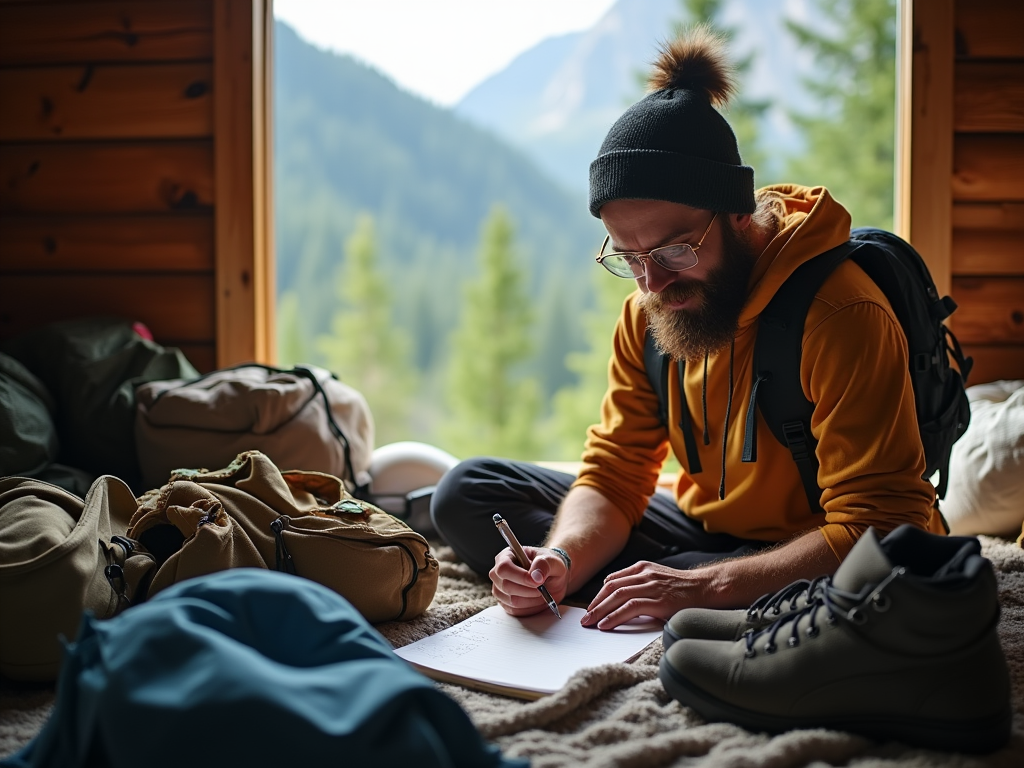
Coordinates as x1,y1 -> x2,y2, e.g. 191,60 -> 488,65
738,184 -> 852,329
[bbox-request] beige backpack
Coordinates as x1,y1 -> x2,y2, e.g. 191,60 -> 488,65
135,364 -> 374,494
125,450 -> 438,623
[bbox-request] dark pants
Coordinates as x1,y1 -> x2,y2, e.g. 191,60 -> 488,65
430,457 -> 773,603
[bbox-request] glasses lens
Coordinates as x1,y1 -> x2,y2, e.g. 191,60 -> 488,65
650,244 -> 697,271
601,254 -> 645,278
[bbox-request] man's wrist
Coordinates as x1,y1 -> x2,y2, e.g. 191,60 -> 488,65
549,546 -> 572,574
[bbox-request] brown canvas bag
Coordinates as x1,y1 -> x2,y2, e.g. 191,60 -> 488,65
0,475 -> 140,681
134,364 -> 374,494
126,450 -> 439,623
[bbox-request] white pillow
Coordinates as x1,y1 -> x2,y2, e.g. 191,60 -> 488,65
942,380 -> 1024,537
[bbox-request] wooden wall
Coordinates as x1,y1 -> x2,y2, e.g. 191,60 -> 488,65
904,0 -> 1024,384
0,0 -> 273,372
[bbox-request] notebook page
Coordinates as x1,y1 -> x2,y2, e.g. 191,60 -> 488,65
393,605 -> 662,696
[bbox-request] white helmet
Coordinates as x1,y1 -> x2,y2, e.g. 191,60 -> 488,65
366,442 -> 459,534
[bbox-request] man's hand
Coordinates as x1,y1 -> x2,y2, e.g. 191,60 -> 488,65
581,561 -> 710,629
490,546 -> 569,617
581,530 -> 840,630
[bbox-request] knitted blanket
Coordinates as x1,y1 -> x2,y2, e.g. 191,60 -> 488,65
2,536 -> 1022,766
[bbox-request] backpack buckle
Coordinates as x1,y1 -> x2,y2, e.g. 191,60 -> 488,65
782,422 -> 811,461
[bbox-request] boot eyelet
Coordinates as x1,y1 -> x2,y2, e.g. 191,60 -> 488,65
848,608 -> 867,625
806,626 -> 819,638
871,594 -> 891,612
787,636 -> 799,648
763,642 -> 777,654
826,614 -> 837,626
744,648 -> 756,659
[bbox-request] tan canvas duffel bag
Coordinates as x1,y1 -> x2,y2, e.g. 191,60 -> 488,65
135,364 -> 374,494
126,450 -> 439,623
0,476 -> 142,681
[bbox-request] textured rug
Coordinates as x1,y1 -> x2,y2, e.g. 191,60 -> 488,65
2,536 -> 1022,767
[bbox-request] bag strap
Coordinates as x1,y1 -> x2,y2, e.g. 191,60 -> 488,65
290,366 -> 368,498
643,331 -> 702,473
747,241 -> 862,515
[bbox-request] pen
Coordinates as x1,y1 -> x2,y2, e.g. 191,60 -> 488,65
492,513 -> 561,619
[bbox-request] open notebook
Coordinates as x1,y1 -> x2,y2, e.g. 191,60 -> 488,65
393,605 -> 663,700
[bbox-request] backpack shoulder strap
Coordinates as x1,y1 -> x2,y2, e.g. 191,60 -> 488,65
643,330 -> 702,473
749,241 -> 861,514
643,330 -> 669,427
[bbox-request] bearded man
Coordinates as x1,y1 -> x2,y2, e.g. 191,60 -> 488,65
430,27 -> 942,629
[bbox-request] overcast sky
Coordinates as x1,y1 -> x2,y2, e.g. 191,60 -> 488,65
273,0 -> 619,106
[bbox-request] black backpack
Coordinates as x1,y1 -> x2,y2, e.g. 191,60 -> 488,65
644,227 -> 973,512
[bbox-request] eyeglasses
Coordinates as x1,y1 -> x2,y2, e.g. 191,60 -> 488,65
595,213 -> 718,279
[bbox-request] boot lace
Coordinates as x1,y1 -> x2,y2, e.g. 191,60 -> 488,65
744,567 -> 905,658
746,574 -> 830,623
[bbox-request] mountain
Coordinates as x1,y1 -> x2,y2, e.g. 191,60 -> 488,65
455,0 -> 814,192
274,21 -> 604,392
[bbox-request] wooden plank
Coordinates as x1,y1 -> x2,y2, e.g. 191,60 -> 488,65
0,1 -> 212,65
0,64 -> 213,141
955,0 -> 1024,59
955,62 -> 1024,133
0,141 -> 213,214
0,274 -> 214,343
214,0 -> 273,367
908,0 -> 955,297
0,214 -> 213,271
960,344 -> 1024,385
953,135 -> 1024,202
951,276 -> 1024,344
952,229 -> 1024,275
953,202 -> 1024,229
256,0 -> 275,365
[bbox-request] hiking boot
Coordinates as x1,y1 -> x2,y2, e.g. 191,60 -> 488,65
659,526 -> 1012,754
663,576 -> 827,647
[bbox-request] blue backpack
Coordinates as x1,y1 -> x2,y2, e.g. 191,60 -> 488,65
2,569 -> 525,768
645,227 -> 973,513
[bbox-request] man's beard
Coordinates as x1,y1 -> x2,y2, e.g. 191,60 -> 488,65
638,221 -> 758,362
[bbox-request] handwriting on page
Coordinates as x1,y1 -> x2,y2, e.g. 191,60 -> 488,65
394,606 -> 662,695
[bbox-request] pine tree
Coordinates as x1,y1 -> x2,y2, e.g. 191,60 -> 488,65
316,213 -> 417,446
275,290 -> 308,368
442,205 -> 542,460
783,0 -> 897,229
547,270 -> 635,459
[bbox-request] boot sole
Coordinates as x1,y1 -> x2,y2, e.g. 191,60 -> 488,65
658,656 -> 1011,754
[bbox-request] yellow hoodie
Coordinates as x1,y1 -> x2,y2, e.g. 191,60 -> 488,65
573,185 -> 942,563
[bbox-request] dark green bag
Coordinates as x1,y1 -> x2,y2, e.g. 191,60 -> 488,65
0,317 -> 198,492
0,352 -> 58,479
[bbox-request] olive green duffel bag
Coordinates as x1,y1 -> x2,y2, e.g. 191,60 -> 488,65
0,475 -> 141,681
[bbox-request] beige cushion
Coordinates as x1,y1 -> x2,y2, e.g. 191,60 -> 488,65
943,380 -> 1024,538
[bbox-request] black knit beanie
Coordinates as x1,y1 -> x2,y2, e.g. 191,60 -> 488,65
589,27 -> 755,217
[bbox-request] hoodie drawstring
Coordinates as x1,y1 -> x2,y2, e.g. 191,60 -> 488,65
718,339 -> 735,501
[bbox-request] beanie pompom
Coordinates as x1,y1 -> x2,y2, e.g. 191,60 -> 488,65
647,23 -> 735,108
